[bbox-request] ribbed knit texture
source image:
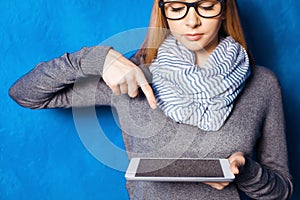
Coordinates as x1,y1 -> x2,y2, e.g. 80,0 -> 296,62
150,35 -> 251,131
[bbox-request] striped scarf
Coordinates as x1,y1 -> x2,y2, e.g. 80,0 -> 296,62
150,35 -> 251,131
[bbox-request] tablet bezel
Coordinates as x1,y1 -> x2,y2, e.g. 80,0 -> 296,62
125,158 -> 235,182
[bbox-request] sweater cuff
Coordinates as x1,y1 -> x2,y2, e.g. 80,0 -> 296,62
235,156 -> 261,184
81,46 -> 113,76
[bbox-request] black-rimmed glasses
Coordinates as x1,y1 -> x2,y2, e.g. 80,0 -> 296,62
159,0 -> 225,20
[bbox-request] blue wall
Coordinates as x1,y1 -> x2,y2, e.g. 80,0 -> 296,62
1,0 -> 299,199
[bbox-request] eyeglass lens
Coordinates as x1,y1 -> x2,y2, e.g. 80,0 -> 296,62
163,0 -> 222,19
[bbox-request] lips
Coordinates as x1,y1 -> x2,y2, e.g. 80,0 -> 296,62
184,33 -> 204,41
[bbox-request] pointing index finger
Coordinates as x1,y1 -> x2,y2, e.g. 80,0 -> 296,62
135,69 -> 157,109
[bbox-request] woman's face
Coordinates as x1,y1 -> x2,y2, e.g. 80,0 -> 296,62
165,0 -> 224,54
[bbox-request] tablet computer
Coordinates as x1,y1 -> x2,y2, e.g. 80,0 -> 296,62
125,158 -> 235,182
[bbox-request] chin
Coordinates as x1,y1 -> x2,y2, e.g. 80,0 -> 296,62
178,39 -> 203,51
184,43 -> 206,52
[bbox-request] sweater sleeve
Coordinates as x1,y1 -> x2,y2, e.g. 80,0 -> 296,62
9,46 -> 113,109
236,71 -> 293,199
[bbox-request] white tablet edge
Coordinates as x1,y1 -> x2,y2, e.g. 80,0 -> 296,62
125,158 -> 140,180
125,158 -> 235,182
219,159 -> 235,181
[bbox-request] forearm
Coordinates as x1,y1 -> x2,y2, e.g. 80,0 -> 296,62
9,46 -> 112,109
236,156 -> 293,200
236,72 -> 293,199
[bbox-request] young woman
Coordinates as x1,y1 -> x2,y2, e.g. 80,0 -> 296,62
9,0 -> 293,199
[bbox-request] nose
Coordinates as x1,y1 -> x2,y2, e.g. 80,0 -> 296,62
184,7 -> 201,28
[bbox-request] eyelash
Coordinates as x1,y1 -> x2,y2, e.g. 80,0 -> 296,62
171,7 -> 185,12
200,5 -> 215,11
169,4 -> 215,13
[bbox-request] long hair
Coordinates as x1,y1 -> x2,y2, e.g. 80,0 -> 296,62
135,0 -> 254,65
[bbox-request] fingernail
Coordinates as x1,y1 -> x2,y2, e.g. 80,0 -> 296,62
151,102 -> 157,109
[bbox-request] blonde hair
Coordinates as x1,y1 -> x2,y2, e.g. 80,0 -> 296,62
135,0 -> 254,65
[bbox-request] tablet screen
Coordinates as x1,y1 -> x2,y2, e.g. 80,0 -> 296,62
135,159 -> 224,177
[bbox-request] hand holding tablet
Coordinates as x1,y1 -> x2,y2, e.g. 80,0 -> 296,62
125,158 -> 235,182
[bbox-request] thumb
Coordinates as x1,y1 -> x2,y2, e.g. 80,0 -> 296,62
230,160 -> 240,175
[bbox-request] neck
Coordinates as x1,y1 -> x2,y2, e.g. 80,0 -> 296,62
195,50 -> 209,67
195,36 -> 220,66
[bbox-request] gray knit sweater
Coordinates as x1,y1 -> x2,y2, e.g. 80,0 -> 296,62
9,46 -> 293,199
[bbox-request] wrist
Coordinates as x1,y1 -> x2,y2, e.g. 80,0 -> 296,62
235,156 -> 261,184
